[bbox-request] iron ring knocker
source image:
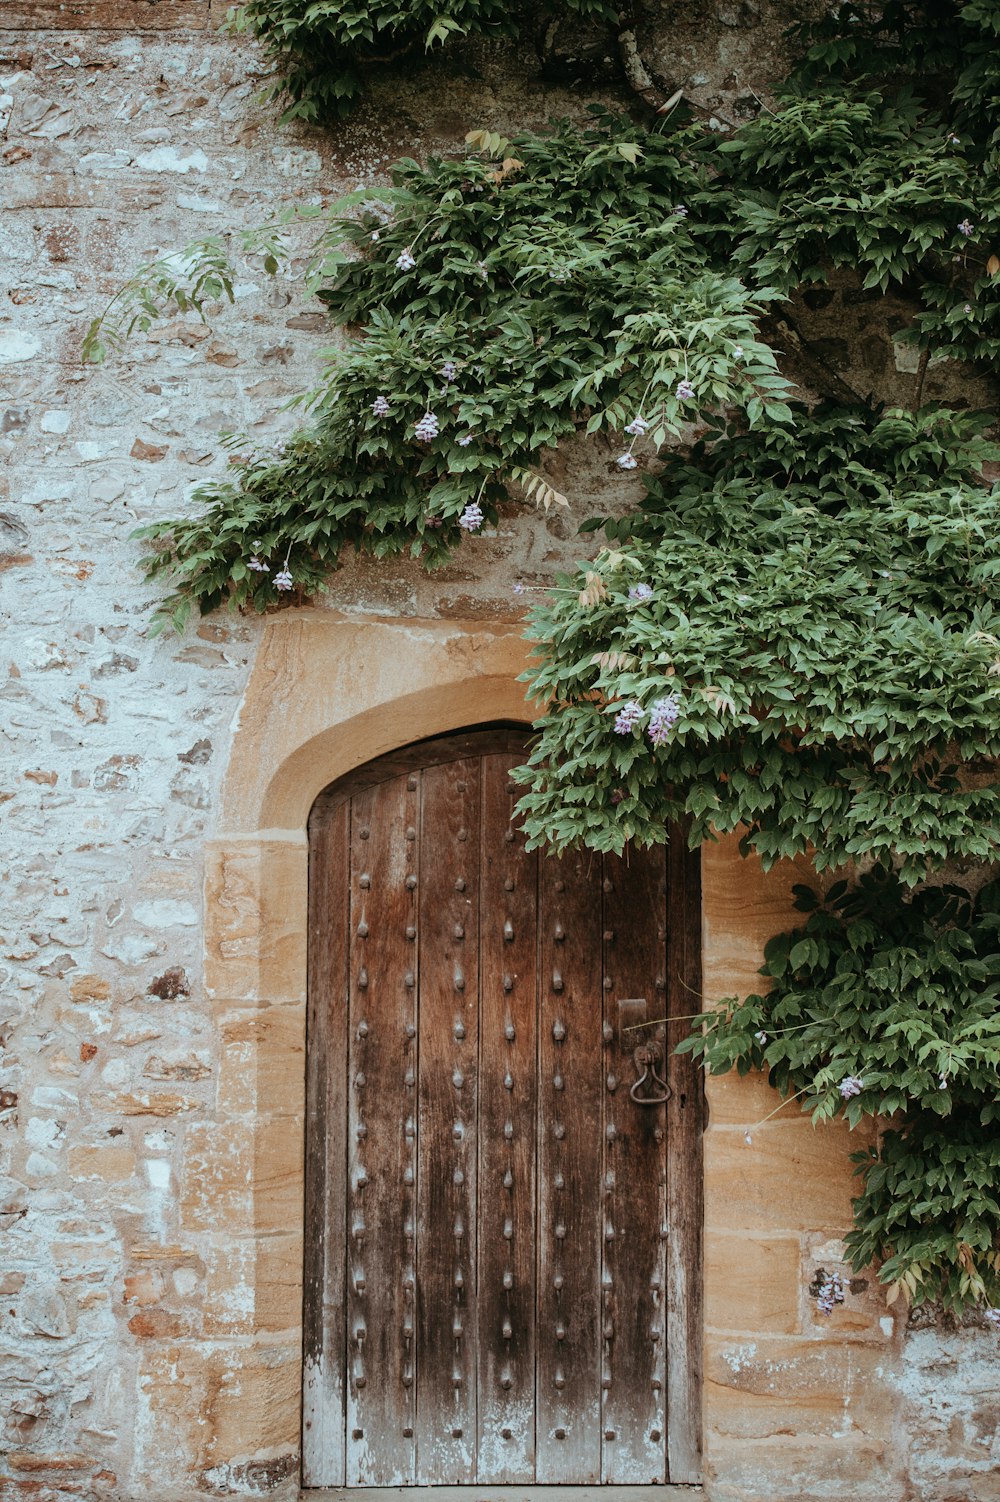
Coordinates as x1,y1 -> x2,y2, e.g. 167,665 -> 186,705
630,1041 -> 671,1106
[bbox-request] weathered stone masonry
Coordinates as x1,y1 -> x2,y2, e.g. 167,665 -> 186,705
1,4 -> 998,1501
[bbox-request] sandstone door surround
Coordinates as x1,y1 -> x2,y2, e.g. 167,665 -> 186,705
188,614 -> 896,1502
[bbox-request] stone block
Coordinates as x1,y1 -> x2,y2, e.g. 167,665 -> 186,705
705,1334 -> 897,1442
180,1115 -> 302,1235
705,1231 -> 802,1334
253,1113 -> 304,1234
67,1145 -> 136,1182
705,1121 -> 857,1234
216,1004 -> 305,1120
203,838 -> 308,1004
705,1434 -> 898,1501
705,1067 -> 784,1126
200,1230 -> 301,1336
180,1122 -> 252,1233
701,833 -> 819,999
124,1268 -> 166,1306
135,1340 -> 301,1486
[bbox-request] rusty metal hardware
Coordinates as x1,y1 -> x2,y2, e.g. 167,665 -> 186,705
630,1032 -> 670,1105
618,997 -> 671,1105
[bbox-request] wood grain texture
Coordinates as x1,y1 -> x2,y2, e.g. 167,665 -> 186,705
0,1 -> 210,28
416,759 -> 481,1483
665,830 -> 705,1484
536,849 -> 603,1484
305,731 -> 703,1489
346,775 -> 419,1485
476,754 -> 538,1481
601,847 -> 669,1482
303,800 -> 350,1487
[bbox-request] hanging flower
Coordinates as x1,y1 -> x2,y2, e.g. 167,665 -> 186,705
414,411 -> 439,442
628,582 -> 654,603
838,1075 -> 864,1100
755,1030 -> 768,1045
459,502 -> 484,531
247,555 -> 269,573
647,694 -> 681,746
371,395 -> 390,416
673,204 -> 688,217
732,344 -> 745,361
440,360 -> 457,382
625,416 -> 649,437
274,566 -> 293,591
613,701 -> 645,734
676,378 -> 696,401
457,432 -> 475,447
957,218 -> 974,237
616,452 -> 638,470
815,1271 -> 845,1315
395,247 -> 416,270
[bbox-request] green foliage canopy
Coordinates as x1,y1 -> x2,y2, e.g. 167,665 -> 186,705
86,0 -> 1000,1313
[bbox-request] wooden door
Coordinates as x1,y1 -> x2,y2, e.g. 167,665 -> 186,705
303,728 -> 703,1489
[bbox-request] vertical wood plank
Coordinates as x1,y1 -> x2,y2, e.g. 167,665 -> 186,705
476,754 -> 538,1482
303,799 -> 350,1486
346,775 -> 420,1485
536,850 -> 602,1484
416,759 -> 481,1483
666,831 -> 704,1484
600,847 -> 669,1482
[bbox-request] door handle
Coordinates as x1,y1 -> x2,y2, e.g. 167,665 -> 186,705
616,998 -> 671,1105
630,1034 -> 670,1105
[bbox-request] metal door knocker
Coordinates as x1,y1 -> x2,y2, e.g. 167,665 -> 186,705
630,1031 -> 671,1106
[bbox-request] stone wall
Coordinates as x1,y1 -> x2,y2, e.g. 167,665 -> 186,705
1,5 -> 997,1501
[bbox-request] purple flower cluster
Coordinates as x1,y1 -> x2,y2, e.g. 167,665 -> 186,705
676,378 -> 696,402
625,416 -> 649,437
754,1030 -> 768,1045
616,452 -> 638,470
838,1075 -> 864,1100
613,701 -> 645,734
371,394 -> 390,416
647,694 -> 681,746
628,582 -> 653,602
673,204 -> 688,218
274,566 -> 293,592
459,502 -> 483,531
440,360 -> 457,382
815,1271 -> 845,1316
958,218 -> 974,237
457,432 -> 475,447
396,247 -> 416,271
414,411 -> 439,442
248,555 -> 269,573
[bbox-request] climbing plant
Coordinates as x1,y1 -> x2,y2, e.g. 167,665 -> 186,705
86,0 -> 1000,1313
677,870 -> 1000,1310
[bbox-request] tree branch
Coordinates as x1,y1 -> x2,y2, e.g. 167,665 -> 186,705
767,312 -> 870,406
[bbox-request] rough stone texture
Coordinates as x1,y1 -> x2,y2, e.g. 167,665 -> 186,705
1,5 -> 998,1502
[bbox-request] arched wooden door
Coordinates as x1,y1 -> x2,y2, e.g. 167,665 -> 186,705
303,728 -> 703,1490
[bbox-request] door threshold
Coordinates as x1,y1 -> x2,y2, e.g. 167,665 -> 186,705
302,1488 -> 703,1499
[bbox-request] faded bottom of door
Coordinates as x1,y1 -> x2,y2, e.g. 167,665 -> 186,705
303,1488 -> 704,1501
